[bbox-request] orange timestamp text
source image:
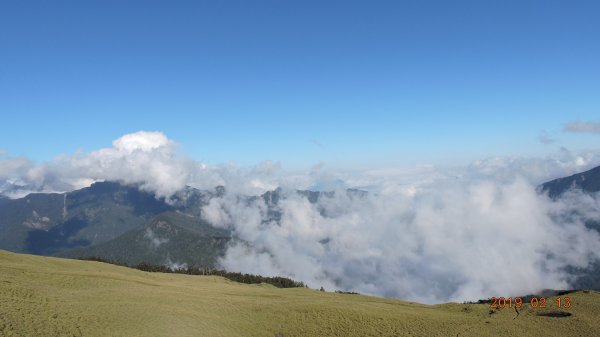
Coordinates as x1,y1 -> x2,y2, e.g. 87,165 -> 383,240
489,296 -> 571,309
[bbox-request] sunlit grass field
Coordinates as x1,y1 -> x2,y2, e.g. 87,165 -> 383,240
1,249 -> 599,336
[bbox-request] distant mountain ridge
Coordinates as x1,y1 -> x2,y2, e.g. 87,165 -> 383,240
0,181 -> 219,257
539,165 -> 600,198
0,180 -> 368,268
2,166 -> 599,284
538,164 -> 600,291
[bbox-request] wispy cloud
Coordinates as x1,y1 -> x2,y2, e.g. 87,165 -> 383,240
564,121 -> 600,134
311,139 -> 324,148
144,228 -> 169,248
538,130 -> 556,145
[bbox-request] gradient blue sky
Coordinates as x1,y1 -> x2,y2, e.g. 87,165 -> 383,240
1,0 -> 599,169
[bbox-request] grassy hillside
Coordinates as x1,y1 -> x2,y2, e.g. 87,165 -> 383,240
1,250 -> 599,337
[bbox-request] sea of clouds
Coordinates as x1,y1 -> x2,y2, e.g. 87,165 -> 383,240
1,130 -> 600,303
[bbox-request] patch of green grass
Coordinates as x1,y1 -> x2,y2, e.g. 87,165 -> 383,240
1,250 -> 599,336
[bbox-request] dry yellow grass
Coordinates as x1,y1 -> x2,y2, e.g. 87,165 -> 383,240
1,249 -> 599,336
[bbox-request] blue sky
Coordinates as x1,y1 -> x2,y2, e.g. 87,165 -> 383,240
1,0 -> 599,169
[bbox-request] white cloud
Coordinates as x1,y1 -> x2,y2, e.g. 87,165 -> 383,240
0,131 -> 200,198
112,131 -> 172,153
144,228 -> 169,248
213,176 -> 600,304
1,130 -> 600,304
3,130 -> 598,199
0,156 -> 32,180
466,148 -> 600,184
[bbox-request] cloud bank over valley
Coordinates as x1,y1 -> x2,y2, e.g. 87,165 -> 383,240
2,131 -> 600,303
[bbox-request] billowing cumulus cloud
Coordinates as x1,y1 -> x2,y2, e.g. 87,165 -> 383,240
0,131 -> 198,198
1,131 -> 600,303
112,131 -> 172,153
65,131 -> 194,198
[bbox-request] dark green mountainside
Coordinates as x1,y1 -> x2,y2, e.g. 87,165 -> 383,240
0,181 -> 220,257
0,192 -> 65,253
58,211 -> 230,267
0,180 -> 365,268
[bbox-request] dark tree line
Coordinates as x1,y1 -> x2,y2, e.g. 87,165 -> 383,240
335,290 -> 359,295
79,257 -> 306,288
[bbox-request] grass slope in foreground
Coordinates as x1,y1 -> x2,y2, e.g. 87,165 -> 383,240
1,250 -> 599,337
